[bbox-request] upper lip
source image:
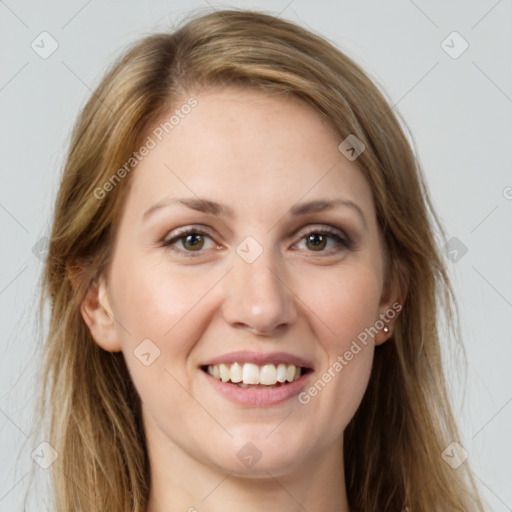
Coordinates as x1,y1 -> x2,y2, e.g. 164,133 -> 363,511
201,350 -> 314,369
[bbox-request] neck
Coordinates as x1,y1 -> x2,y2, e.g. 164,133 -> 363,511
145,423 -> 350,512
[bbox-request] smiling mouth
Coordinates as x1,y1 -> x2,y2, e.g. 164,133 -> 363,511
200,362 -> 312,389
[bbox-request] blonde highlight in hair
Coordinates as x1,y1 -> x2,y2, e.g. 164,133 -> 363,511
38,8 -> 486,511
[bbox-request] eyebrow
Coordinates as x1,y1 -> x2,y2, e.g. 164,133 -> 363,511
142,196 -> 367,228
143,197 -> 234,220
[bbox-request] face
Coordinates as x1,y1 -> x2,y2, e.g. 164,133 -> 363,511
82,86 -> 399,477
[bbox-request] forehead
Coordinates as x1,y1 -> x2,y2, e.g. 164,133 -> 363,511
122,87 -> 375,224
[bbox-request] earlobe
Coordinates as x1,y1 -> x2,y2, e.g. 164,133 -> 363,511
374,263 -> 408,346
374,298 -> 404,346
374,315 -> 395,346
80,274 -> 122,352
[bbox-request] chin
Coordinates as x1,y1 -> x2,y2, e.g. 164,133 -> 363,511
206,432 -> 311,477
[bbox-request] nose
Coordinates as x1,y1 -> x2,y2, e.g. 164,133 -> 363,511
221,246 -> 298,336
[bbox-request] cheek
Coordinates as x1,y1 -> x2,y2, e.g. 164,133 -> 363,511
108,254 -> 252,425
111,255 -> 221,346
292,260 -> 381,426
296,257 -> 383,344
110,259 -> 221,428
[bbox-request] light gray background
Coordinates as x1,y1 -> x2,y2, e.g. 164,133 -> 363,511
1,1 -> 511,510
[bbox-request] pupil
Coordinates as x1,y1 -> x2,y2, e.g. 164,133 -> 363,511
185,234 -> 203,250
308,233 -> 326,251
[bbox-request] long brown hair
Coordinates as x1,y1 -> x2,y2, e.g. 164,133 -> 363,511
37,8 -> 486,511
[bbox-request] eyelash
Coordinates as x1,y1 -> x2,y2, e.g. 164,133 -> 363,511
161,225 -> 352,258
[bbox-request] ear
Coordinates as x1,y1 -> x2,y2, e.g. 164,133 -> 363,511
79,273 -> 122,352
374,256 -> 408,346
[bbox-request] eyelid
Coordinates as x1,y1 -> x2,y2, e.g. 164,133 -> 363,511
163,224 -> 215,242
294,224 -> 349,241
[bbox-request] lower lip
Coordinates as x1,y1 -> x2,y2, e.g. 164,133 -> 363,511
201,370 -> 310,407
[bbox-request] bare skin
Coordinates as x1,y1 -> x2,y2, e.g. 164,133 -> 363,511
81,86 -> 402,512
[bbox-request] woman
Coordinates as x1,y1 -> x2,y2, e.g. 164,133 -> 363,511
38,9 -> 486,512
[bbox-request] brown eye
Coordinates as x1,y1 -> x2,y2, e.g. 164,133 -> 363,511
305,233 -> 328,251
295,227 -> 351,254
182,233 -> 205,251
163,228 -> 217,256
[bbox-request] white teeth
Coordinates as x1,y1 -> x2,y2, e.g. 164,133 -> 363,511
243,363 -> 260,384
286,364 -> 296,383
219,363 -> 230,382
205,362 -> 304,385
260,364 -> 277,385
230,362 -> 243,383
276,363 -> 288,383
